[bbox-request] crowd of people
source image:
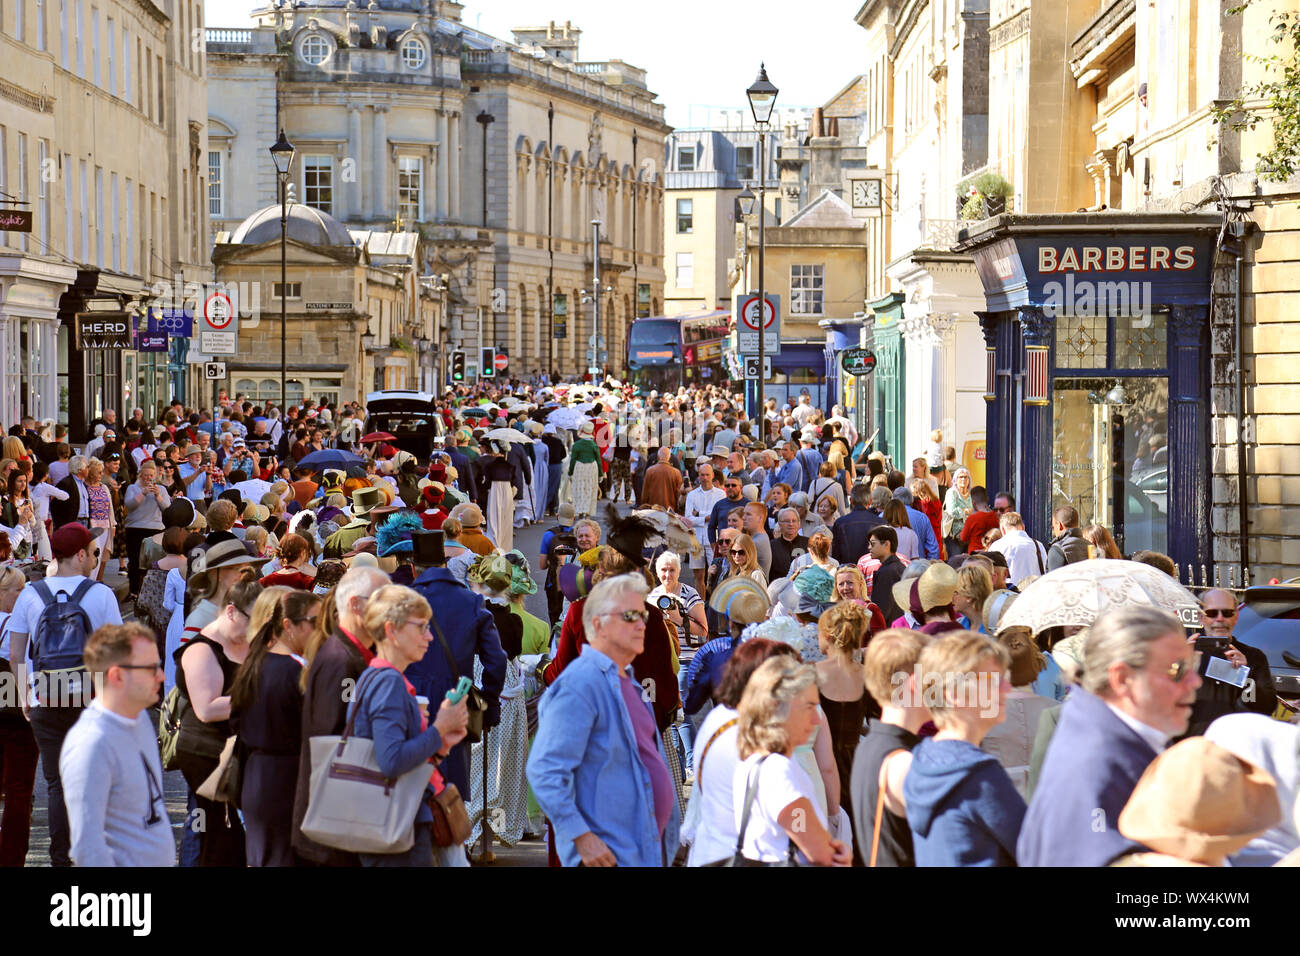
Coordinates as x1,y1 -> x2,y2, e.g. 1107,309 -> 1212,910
0,378 -> 1291,868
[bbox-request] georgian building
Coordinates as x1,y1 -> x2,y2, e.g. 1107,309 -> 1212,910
0,0 -> 209,434
207,4 -> 668,390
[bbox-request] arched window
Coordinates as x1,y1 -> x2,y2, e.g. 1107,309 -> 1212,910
299,33 -> 330,65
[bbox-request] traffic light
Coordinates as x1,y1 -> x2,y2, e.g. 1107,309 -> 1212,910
451,350 -> 465,381
480,346 -> 495,378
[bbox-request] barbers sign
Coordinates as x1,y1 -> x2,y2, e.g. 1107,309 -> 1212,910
76,313 -> 132,350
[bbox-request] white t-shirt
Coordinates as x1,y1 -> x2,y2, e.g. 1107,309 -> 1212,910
733,751 -> 825,863
684,485 -> 726,545
688,705 -> 742,866
9,575 -> 124,645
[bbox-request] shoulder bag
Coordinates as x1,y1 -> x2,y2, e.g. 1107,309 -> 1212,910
725,754 -> 797,867
300,668 -> 433,855
428,783 -> 472,847
432,613 -> 489,743
196,734 -> 245,806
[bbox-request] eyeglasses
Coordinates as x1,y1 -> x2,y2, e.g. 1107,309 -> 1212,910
1165,652 -> 1202,683
600,609 -> 649,624
292,615 -> 320,627
1202,608 -> 1237,618
729,548 -> 746,556
994,506 -> 1009,514
116,662 -> 164,673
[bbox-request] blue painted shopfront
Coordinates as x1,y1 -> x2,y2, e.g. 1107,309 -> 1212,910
961,218 -> 1221,575
758,343 -> 829,411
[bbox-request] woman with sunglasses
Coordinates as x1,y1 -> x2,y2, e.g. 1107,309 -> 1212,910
728,533 -> 767,588
230,587 -> 322,866
174,577 -> 263,867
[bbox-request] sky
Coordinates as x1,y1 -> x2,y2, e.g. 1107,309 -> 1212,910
203,0 -> 870,128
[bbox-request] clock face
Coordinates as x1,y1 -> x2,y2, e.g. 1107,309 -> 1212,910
852,179 -> 882,208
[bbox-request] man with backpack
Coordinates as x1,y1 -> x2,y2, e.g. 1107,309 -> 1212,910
6,523 -> 123,866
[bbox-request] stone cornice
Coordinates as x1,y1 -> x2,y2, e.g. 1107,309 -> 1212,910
0,77 -> 54,113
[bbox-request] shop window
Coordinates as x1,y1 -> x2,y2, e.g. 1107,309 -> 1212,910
1051,376 -> 1168,557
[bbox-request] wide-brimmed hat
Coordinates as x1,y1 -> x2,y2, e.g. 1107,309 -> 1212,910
468,553 -> 515,595
1119,737 -> 1281,864
376,512 -> 424,558
558,561 -> 598,603
199,538 -> 268,572
350,486 -> 384,518
709,576 -> 770,625
556,502 -> 576,525
708,444 -> 730,458
578,422 -> 595,438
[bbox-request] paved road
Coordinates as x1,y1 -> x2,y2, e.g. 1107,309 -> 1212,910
22,505 -> 629,868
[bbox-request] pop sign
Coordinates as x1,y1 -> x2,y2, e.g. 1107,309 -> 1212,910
840,347 -> 877,377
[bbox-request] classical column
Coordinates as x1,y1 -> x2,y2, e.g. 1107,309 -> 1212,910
975,310 -> 1000,497
929,311 -> 956,442
347,107 -> 363,218
1016,305 -> 1053,542
372,106 -> 389,220
1168,305 -> 1211,576
435,112 -> 449,222
448,111 -> 461,221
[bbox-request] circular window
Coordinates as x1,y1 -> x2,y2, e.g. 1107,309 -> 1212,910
402,38 -> 426,70
299,33 -> 331,65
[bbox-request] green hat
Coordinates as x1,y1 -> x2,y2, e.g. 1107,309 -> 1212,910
467,553 -> 513,596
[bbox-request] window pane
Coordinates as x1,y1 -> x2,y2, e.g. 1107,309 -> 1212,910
208,151 -> 222,217
676,197 -> 692,234
304,155 -> 332,214
677,147 -> 694,171
675,252 -> 693,288
1115,312 -> 1167,370
1054,314 -> 1108,369
736,146 -> 754,181
790,264 -> 824,315
398,157 -> 422,221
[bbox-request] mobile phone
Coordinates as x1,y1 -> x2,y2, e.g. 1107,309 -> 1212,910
445,676 -> 473,703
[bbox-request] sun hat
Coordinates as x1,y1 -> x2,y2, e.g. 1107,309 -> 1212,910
468,553 -> 515,596
200,538 -> 269,572
708,576 -> 770,625
1118,737 -> 1281,864
578,421 -> 595,438
450,502 -> 485,529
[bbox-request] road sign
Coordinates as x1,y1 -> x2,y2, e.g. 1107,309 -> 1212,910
735,292 -> 781,355
587,334 -> 606,349
480,347 -> 495,378
840,347 -> 877,377
204,362 -> 227,380
494,352 -> 509,372
200,291 -> 239,355
586,349 -> 608,364
744,355 -> 772,380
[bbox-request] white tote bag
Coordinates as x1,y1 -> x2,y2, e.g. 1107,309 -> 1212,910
300,670 -> 431,854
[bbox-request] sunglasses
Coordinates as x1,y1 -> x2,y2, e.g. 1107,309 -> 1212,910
600,609 -> 649,624
1202,608 -> 1237,618
729,548 -> 746,556
292,615 -> 320,627
1166,652 -> 1202,683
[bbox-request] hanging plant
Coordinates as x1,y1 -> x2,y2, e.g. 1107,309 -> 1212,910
957,172 -> 1014,220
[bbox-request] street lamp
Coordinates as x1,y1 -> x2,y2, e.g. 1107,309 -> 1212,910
745,66 -> 777,420
269,129 -> 296,412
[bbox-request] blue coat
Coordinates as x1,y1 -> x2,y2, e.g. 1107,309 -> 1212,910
1016,687 -> 1158,867
904,504 -> 940,559
830,507 -> 885,565
527,644 -> 681,867
408,567 -> 507,796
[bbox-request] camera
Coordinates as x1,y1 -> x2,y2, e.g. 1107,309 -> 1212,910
656,593 -> 685,613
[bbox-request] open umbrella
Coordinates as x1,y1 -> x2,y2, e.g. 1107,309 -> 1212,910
995,558 -> 1203,636
360,431 -> 396,443
296,448 -> 365,470
482,427 -> 535,445
546,407 -> 590,431
233,477 -> 274,505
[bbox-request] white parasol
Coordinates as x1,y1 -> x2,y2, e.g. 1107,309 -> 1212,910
995,558 -> 1204,635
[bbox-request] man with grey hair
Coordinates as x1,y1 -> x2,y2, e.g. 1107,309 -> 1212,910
1018,606 -> 1200,867
51,455 -> 92,531
769,507 -> 809,580
292,565 -> 390,865
528,574 -> 681,866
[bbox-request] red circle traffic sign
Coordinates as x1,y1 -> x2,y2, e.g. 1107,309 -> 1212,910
494,353 -> 509,371
738,296 -> 775,330
204,292 -> 234,329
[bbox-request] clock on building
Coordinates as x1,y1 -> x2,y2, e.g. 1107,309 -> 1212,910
852,178 -> 882,209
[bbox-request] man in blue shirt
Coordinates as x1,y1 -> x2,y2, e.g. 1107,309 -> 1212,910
773,441 -> 803,492
892,486 -> 941,560
793,431 -> 824,495
706,474 -> 747,545
528,574 -> 681,867
177,445 -> 212,506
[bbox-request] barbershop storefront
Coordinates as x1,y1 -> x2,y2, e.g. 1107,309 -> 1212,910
956,213 -> 1222,574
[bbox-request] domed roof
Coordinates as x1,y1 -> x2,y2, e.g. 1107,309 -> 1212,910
229,203 -> 357,247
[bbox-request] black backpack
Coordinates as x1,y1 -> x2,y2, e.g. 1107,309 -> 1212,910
29,579 -> 97,673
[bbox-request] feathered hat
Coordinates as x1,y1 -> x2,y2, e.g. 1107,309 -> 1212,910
604,503 -> 663,569
631,506 -> 702,557
375,512 -> 424,558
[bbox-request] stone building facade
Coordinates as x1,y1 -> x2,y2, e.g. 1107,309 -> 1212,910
0,0 -> 209,433
207,5 -> 668,384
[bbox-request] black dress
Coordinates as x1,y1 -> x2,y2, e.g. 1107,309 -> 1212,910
232,653 -> 304,867
174,635 -> 246,867
820,690 -> 877,852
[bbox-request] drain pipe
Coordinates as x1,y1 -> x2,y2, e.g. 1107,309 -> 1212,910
1232,224 -> 1249,587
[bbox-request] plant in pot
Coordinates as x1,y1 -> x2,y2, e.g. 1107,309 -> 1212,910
958,172 -> 1014,220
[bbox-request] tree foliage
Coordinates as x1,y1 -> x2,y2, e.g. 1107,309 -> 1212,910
1213,3 -> 1300,181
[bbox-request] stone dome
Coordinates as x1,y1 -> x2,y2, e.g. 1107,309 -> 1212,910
229,203 -> 357,247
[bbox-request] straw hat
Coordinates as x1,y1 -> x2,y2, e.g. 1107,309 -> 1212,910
708,576 -> 770,625
1118,737 -> 1281,864
450,502 -> 485,529
578,421 -> 595,438
893,561 -> 955,616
